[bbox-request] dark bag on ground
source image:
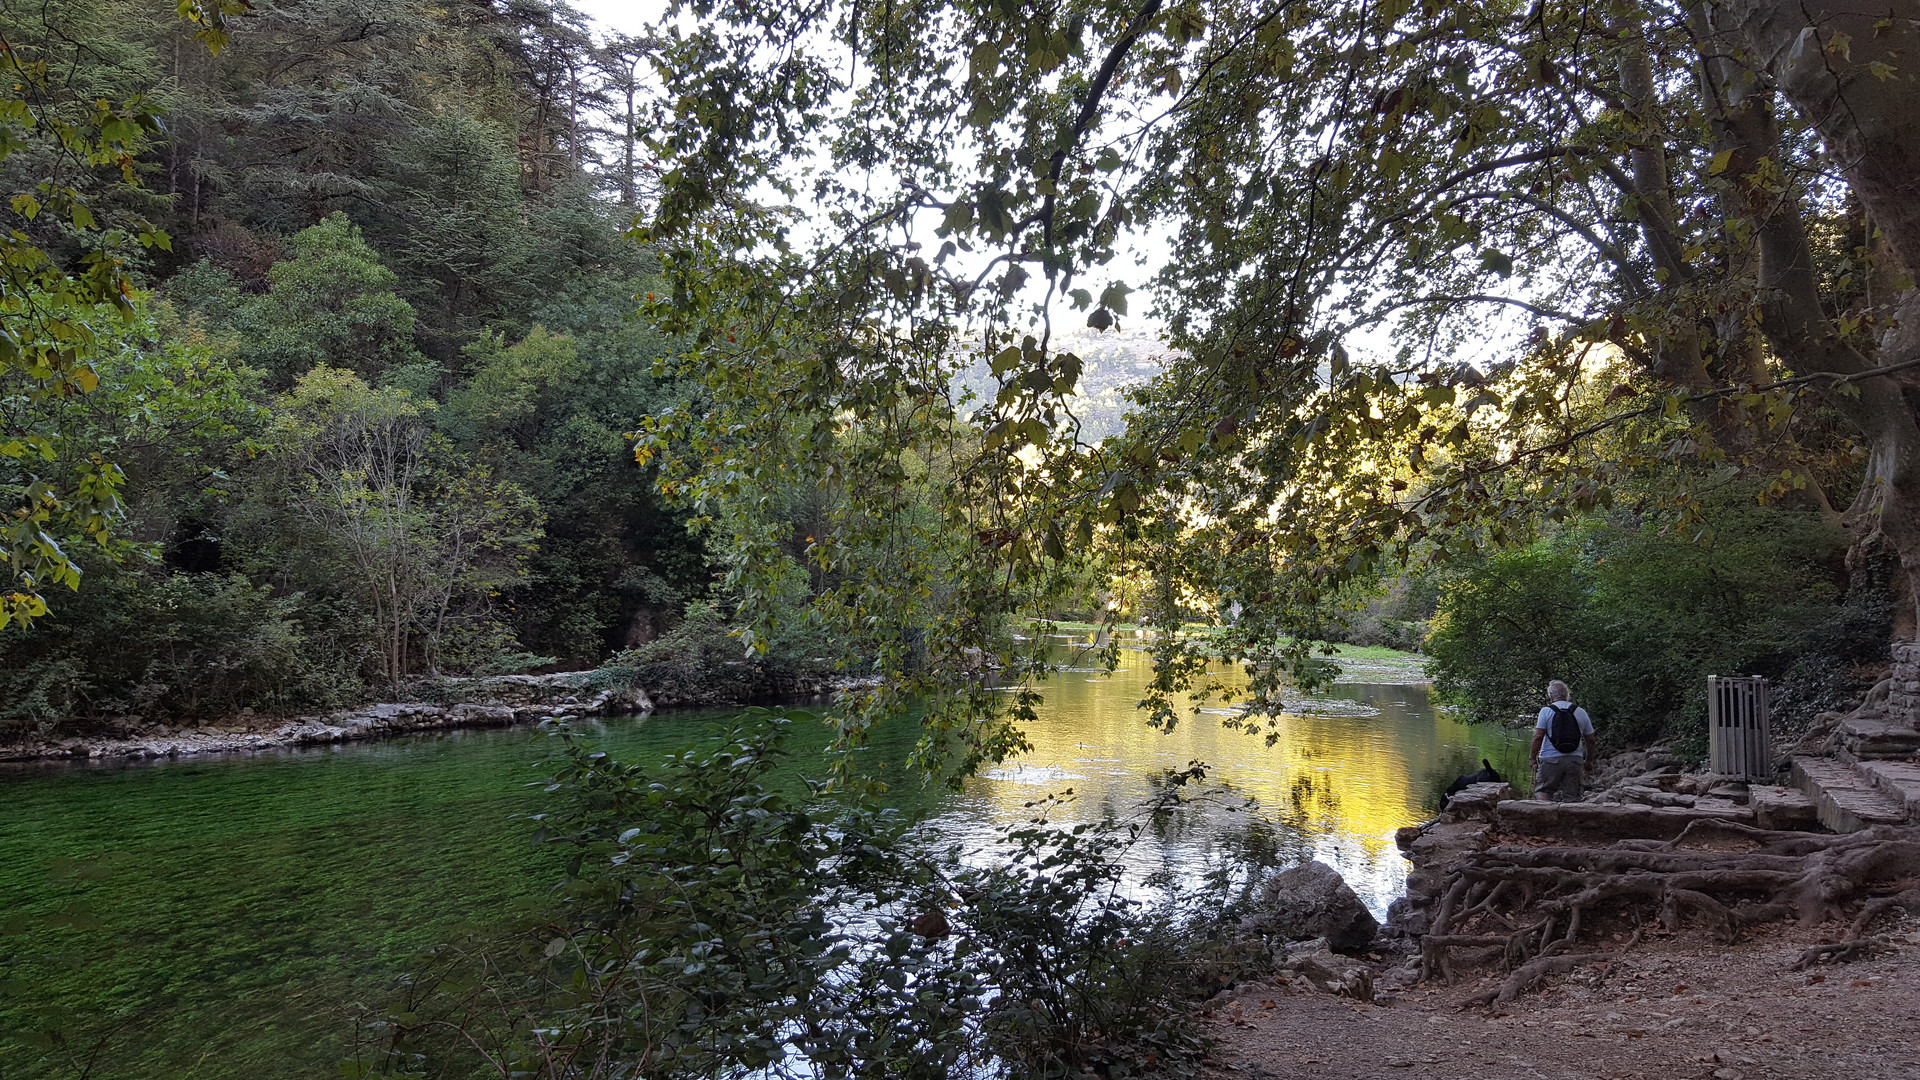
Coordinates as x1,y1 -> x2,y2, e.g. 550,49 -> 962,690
1547,704 -> 1582,755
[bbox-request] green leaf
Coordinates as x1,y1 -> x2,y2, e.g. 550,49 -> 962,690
940,200 -> 973,234
1477,247 -> 1513,278
1098,282 -> 1132,315
1708,148 -> 1734,175
969,40 -> 1001,80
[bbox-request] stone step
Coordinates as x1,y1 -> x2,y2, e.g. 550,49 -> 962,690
1493,799 -> 1753,841
1834,714 -> 1920,760
1853,760 -> 1920,823
1748,784 -> 1818,831
1790,756 -> 1908,833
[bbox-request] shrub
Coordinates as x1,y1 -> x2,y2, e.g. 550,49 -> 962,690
350,715 -> 1229,1080
606,600 -> 843,706
1426,501 -> 1883,754
1332,572 -> 1441,651
0,565 -> 365,732
605,601 -> 765,704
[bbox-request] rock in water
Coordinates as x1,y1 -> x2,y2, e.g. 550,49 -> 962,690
1247,860 -> 1378,954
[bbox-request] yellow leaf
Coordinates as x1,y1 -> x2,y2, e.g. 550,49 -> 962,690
1708,149 -> 1734,175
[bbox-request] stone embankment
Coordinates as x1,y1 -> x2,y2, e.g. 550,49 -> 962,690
1380,751 -> 1821,948
0,672 -> 657,763
4,667 -> 889,764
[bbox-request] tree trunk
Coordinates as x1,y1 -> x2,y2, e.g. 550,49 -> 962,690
1715,1 -> 1920,633
623,85 -> 636,207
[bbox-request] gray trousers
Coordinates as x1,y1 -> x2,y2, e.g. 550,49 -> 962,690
1534,757 -> 1585,802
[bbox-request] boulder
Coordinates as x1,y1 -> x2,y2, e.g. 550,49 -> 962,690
1440,781 -> 1511,821
1204,979 -> 1304,1009
1406,821 -> 1489,865
1280,938 -> 1374,1002
1380,895 -> 1429,938
1245,860 -> 1378,954
449,703 -> 516,725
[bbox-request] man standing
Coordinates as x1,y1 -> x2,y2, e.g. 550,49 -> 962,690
1530,680 -> 1596,802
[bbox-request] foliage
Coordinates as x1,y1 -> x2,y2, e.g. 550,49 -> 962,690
2,0 -> 727,679
630,0 -> 1920,763
954,792 -> 1215,1078
1327,572 -> 1440,652
608,600 -> 764,705
1426,494 -> 1884,751
349,714 -> 1229,1079
268,366 -> 545,690
0,0 -> 243,628
0,300 -> 368,728
0,562 -> 362,729
228,213 -> 428,388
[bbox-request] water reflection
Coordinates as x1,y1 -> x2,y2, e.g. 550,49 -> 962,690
934,648 -> 1527,914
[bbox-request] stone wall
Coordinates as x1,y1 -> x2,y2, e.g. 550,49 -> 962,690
1887,641 -> 1920,722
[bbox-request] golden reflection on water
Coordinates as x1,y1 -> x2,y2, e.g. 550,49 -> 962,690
934,646 -> 1527,913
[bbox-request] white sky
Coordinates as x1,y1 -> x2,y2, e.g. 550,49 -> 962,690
570,0 -> 668,35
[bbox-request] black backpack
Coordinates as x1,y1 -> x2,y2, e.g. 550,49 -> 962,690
1547,704 -> 1582,754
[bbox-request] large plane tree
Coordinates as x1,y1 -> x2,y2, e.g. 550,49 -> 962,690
638,0 -> 1920,757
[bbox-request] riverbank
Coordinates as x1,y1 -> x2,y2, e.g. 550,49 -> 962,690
0,672 -> 638,762
1204,914 -> 1920,1080
0,670 -> 876,763
1193,735 -> 1920,1080
0,645 -> 1430,765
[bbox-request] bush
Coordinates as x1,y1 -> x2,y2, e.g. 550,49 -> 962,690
605,601 -> 767,704
605,600 -> 842,706
350,715 -> 1233,1080
1426,501 -> 1885,754
1331,572 -> 1440,651
0,564 -> 365,732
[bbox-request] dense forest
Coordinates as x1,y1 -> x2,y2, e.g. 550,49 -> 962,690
0,0 -> 756,726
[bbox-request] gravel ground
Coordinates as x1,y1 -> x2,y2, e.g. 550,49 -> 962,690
1204,916 -> 1920,1080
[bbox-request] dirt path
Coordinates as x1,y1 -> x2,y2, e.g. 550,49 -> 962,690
1204,918 -> 1920,1080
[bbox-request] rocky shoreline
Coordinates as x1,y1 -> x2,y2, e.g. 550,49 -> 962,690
0,669 -> 877,764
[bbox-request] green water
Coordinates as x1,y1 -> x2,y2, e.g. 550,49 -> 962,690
0,649 -> 1522,1079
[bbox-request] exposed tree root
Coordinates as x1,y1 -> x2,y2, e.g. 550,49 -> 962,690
1463,949 -> 1604,1009
1416,825 -> 1920,1004
1791,884 -> 1920,969
1794,937 -> 1895,968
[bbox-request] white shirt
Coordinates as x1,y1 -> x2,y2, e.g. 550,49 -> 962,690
1535,701 -> 1594,760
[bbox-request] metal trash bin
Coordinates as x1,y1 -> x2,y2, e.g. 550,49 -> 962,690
1708,675 -> 1771,780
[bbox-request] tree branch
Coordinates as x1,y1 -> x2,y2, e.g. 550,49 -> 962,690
1033,0 -> 1166,256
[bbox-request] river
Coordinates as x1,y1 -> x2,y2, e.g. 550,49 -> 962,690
0,644 -> 1525,1079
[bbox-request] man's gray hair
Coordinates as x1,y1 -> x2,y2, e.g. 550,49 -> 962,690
1547,680 -> 1571,702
